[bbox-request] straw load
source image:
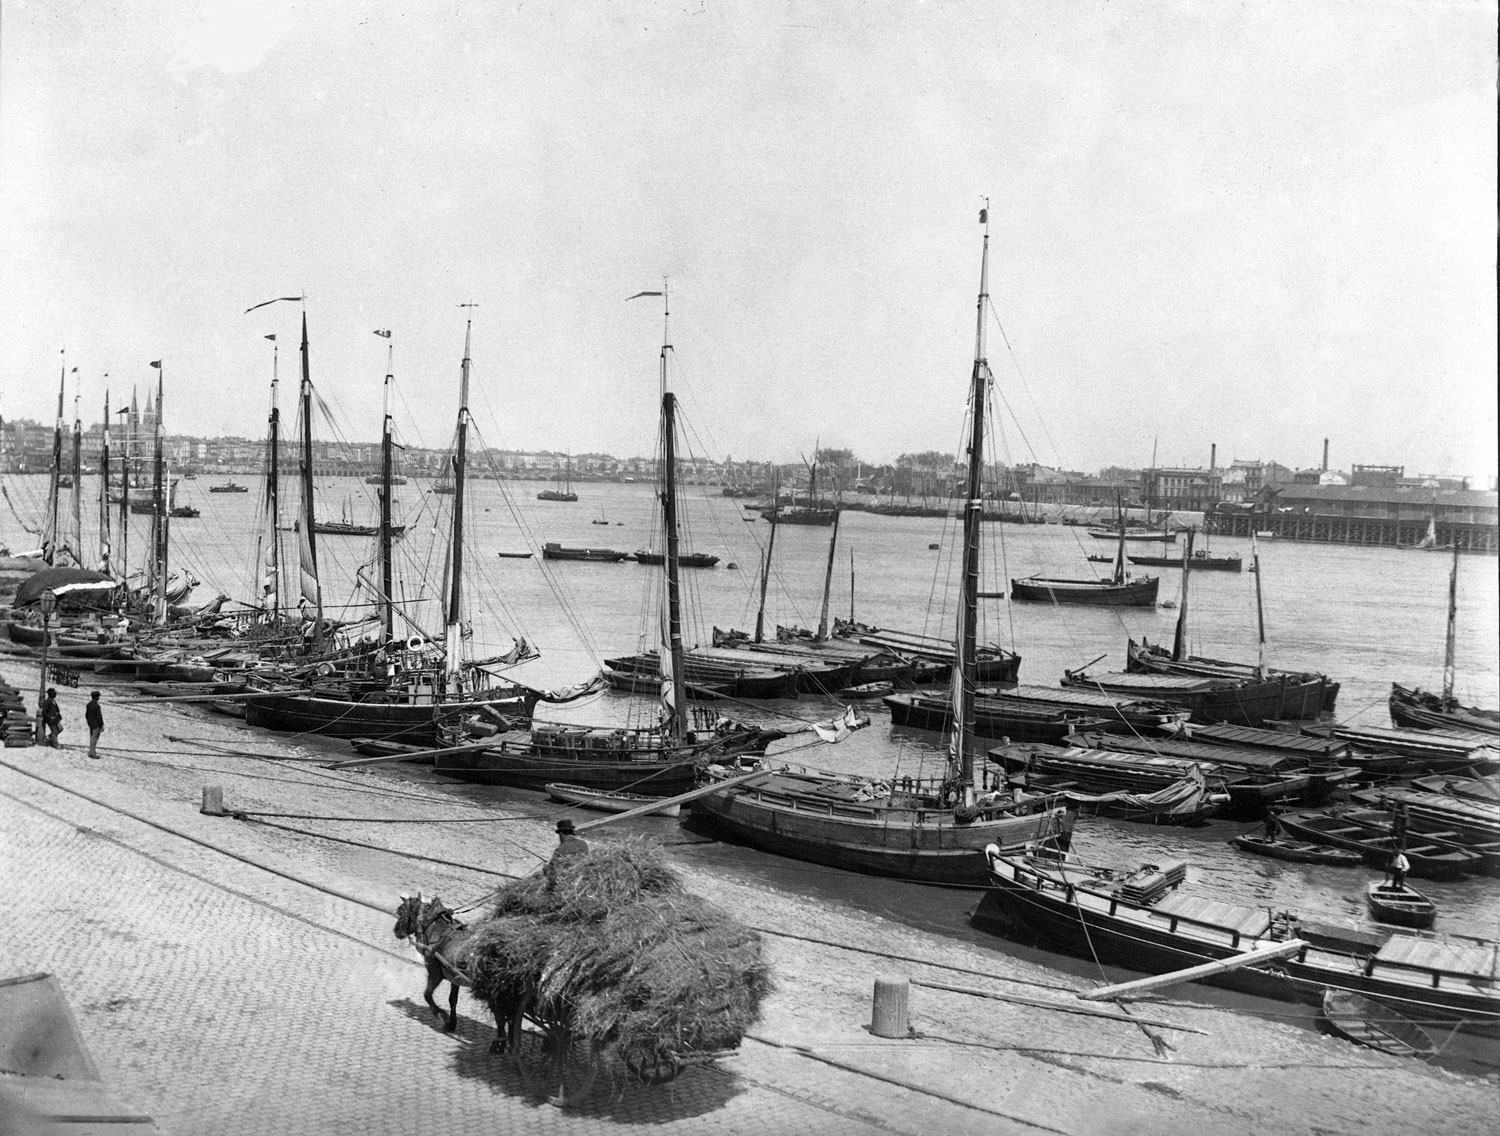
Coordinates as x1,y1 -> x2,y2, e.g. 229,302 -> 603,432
466,838 -> 772,1078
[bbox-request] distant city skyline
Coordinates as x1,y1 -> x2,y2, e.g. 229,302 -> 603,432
2,3 -> 1494,480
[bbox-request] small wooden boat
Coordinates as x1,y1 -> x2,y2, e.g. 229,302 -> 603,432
495,550 -> 534,559
1230,833 -> 1362,866
1321,989 -> 1435,1059
1366,881 -> 1436,929
545,782 -> 681,817
836,681 -> 894,699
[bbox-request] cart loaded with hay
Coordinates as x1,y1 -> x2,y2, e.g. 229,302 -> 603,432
447,838 -> 771,1106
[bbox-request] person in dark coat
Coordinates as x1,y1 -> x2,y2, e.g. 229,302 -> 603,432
41,688 -> 62,747
85,691 -> 104,758
1263,809 -> 1281,841
545,818 -> 589,880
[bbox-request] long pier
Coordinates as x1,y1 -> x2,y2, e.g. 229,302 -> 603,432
1205,511 -> 1497,554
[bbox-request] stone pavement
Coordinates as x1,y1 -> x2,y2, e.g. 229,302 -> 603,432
1,668 -> 1496,1136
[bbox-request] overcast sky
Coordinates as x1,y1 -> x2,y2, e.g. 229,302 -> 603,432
2,1 -> 1495,480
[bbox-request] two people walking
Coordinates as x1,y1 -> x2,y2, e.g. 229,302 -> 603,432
38,688 -> 104,757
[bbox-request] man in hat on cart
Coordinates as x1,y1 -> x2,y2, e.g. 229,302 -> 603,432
546,818 -> 589,880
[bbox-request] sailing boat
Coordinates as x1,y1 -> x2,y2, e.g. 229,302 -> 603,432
1011,502 -> 1161,606
758,449 -> 837,525
1062,529 -> 1334,724
690,209 -> 1077,885
434,288 -> 779,792
245,315 -> 552,744
1085,459 -> 1177,542
1389,543 -> 1500,735
1123,530 -> 1338,717
536,455 -> 579,502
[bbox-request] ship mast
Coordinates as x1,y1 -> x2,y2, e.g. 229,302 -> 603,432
263,338 -> 283,619
379,340 -> 396,650
298,315 -> 323,651
43,359 -> 64,565
952,205 -> 991,803
444,308 -> 476,691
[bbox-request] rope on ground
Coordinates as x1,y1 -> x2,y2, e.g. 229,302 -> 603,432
744,1033 -> 1074,1135
235,815 -> 533,876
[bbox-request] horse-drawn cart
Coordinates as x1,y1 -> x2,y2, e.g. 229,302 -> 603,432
395,839 -> 769,1107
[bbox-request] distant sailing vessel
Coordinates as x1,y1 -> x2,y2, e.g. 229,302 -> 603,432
536,457 -> 579,502
1011,508 -> 1160,607
1389,543 -> 1499,736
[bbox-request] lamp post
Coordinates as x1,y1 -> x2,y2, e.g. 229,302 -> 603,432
35,589 -> 56,745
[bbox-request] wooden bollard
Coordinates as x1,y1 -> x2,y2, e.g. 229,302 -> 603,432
201,785 -> 227,816
869,976 -> 910,1038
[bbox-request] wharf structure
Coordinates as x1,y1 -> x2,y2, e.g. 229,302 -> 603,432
1206,483 -> 1498,554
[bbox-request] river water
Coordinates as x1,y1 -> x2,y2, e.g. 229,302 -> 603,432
7,472 -> 1499,1044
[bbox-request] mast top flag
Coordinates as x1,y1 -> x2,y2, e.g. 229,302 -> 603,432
244,295 -> 304,314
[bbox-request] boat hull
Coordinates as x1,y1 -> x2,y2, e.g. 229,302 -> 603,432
690,769 -> 1075,886
546,782 -> 681,817
885,692 -> 1108,743
1009,576 -> 1160,607
976,849 -> 1500,1037
436,745 -> 699,795
244,688 -> 531,746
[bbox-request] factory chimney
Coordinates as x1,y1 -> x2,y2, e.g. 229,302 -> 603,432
1209,443 -> 1217,473
1321,438 -> 1329,473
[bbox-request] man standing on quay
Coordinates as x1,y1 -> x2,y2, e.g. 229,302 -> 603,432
85,691 -> 104,759
40,688 -> 62,747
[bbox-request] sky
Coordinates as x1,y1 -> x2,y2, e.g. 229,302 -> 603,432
2,1 -> 1495,481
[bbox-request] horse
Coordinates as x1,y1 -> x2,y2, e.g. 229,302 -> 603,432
394,893 -> 519,1052
393,892 -> 477,1034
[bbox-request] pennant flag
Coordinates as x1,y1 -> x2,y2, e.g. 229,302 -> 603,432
373,329 -> 391,338
265,334 -> 277,342
244,295 -> 303,314
149,361 -> 162,369
979,208 -> 988,224
70,367 -> 78,373
626,291 -> 664,301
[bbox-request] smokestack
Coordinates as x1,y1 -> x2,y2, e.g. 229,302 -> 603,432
1209,443 -> 1216,473
1322,438 -> 1329,472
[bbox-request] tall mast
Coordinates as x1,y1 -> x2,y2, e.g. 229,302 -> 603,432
952,205 -> 991,801
1171,528 -> 1194,661
1113,494 -> 1127,585
297,314 -> 323,651
849,548 -> 855,622
43,359 -> 64,565
117,394 -> 132,579
444,309 -> 476,689
753,467 -> 778,643
70,389 -> 83,563
1251,533 -> 1267,679
150,362 -> 167,625
630,285 -> 687,738
1442,541 -> 1459,705
262,337 -> 282,618
99,389 -> 112,574
379,340 -> 396,649
815,510 -> 840,640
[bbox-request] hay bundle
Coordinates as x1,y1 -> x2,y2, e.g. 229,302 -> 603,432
467,838 -> 771,1076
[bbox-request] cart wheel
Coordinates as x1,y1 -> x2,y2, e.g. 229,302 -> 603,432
624,1049 -> 682,1086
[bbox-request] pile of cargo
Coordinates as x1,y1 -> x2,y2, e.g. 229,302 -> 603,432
0,676 -> 35,746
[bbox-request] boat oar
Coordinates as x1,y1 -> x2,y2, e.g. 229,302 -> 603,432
572,769 -> 773,832
1076,939 -> 1306,1001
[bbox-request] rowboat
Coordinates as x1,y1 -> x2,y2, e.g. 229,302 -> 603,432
1321,989 -> 1435,1059
836,681 -> 894,699
1366,882 -> 1437,929
545,782 -> 682,817
1229,834 -> 1362,867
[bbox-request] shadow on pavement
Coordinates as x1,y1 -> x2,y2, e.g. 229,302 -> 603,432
387,996 -> 748,1122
